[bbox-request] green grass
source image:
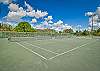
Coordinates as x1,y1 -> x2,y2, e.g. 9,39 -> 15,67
0,38 -> 100,71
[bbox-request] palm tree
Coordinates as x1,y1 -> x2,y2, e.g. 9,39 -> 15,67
85,12 -> 96,37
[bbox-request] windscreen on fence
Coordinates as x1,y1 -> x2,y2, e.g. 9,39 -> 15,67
0,32 -> 73,42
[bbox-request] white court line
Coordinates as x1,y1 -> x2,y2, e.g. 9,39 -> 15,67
24,42 -> 59,55
48,41 -> 95,60
16,42 -> 47,60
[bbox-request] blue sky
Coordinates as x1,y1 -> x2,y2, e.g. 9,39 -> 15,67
0,0 -> 100,30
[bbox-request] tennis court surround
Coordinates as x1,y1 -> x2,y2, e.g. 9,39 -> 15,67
0,36 -> 100,71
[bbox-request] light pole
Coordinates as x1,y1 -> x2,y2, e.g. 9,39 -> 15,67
85,12 -> 96,38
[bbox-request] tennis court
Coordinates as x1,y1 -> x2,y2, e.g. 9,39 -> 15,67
0,37 -> 100,71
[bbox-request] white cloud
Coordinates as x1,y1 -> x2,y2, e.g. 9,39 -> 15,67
57,20 -> 63,24
42,21 -> 48,26
33,19 -> 73,31
17,7 -> 26,17
0,0 -> 11,4
98,23 -> 100,27
25,1 -> 33,12
88,27 -> 91,31
3,2 -> 48,23
31,18 -> 37,23
5,6 -> 26,22
27,10 -> 35,17
44,16 -> 53,24
54,20 -> 63,27
55,28 -> 63,32
35,21 -> 53,29
44,16 -> 53,21
76,25 -> 82,28
35,24 -> 44,30
26,10 -> 48,18
34,10 -> 48,18
96,7 -> 100,16
7,11 -> 21,21
48,20 -> 53,23
9,3 -> 19,11
85,12 -> 95,16
5,3 -> 27,22
63,25 -> 72,29
49,20 -> 72,32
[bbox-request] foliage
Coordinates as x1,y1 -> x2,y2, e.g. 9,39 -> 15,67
74,30 -> 89,36
81,30 -> 89,36
0,21 -> 100,36
93,28 -> 100,36
14,22 -> 33,32
0,23 -> 12,31
74,28 -> 100,36
63,29 -> 73,33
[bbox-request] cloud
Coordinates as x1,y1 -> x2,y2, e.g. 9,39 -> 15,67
88,27 -> 91,31
44,16 -> 53,24
0,0 -> 12,4
85,12 -> 95,16
6,11 -> 21,21
44,16 -> 53,21
98,23 -> 100,27
3,1 -> 48,23
34,10 -> 48,18
5,6 -> 26,22
48,20 -> 53,23
50,20 -> 72,32
27,10 -> 35,17
52,20 -> 64,31
63,24 -> 72,29
9,3 -> 19,11
31,18 -> 37,23
96,7 -> 100,16
53,20 -> 63,27
35,24 -> 44,30
31,19 -> 72,32
57,20 -> 63,24
42,21 -> 48,26
8,1 -> 48,19
17,7 -> 26,17
25,1 -> 33,12
27,10 -> 48,18
4,2 -> 27,22
35,21 -> 53,29
76,25 -> 82,28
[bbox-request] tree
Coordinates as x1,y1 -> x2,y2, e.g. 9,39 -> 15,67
63,29 -> 73,33
74,30 -> 82,36
97,28 -> 100,33
93,28 -> 100,36
82,30 -> 89,36
0,23 -> 1,30
0,23 -> 12,31
14,22 -> 32,32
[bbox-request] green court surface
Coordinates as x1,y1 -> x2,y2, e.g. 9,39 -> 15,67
0,38 -> 100,71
